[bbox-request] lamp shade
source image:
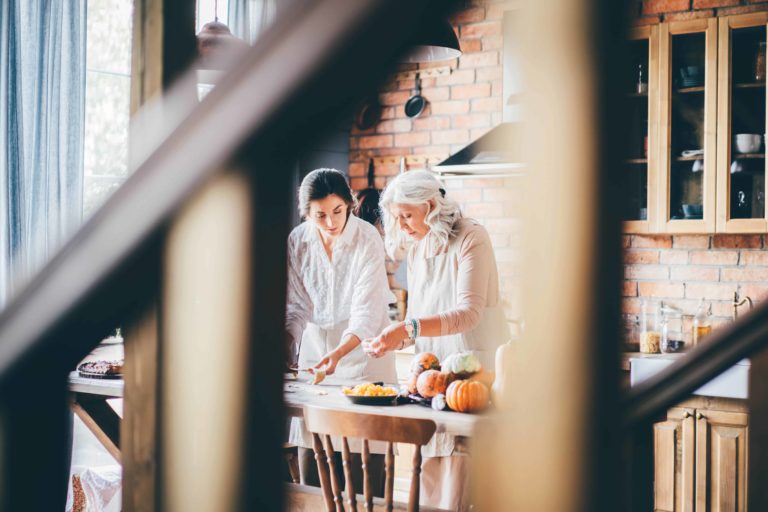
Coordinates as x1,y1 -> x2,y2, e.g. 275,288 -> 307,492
400,18 -> 461,63
197,21 -> 249,70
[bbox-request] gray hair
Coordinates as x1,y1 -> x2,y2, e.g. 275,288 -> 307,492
379,170 -> 462,258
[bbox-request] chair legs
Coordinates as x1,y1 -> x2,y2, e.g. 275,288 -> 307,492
283,443 -> 301,484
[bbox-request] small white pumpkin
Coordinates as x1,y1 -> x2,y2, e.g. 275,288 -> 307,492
442,352 -> 481,375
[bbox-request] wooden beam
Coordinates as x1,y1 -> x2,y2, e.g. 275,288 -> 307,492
71,397 -> 121,464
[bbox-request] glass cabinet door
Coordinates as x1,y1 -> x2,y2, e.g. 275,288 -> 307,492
624,26 -> 659,233
717,14 -> 768,232
660,19 -> 718,232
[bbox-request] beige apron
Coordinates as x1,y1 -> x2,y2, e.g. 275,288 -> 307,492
289,321 -> 396,454
407,223 -> 510,457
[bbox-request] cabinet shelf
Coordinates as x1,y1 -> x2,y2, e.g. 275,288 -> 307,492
675,85 -> 705,93
625,158 -> 648,164
675,155 -> 705,162
732,153 -> 765,159
733,81 -> 766,89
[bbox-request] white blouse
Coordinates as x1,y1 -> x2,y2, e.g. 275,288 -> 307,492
285,215 -> 396,355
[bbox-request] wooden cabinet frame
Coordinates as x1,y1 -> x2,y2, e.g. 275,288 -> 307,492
716,13 -> 768,233
658,19 -> 719,233
625,25 -> 661,234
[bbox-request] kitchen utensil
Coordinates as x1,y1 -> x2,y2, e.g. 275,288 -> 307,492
404,74 -> 426,118
354,159 -> 382,226
735,133 -> 761,154
355,94 -> 382,130
345,395 -> 398,406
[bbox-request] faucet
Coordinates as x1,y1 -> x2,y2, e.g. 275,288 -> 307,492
732,291 -> 753,321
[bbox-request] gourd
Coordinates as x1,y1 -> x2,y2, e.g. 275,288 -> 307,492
472,368 -> 495,388
441,352 -> 481,377
445,379 -> 490,413
492,341 -> 513,408
406,372 -> 419,394
416,370 -> 452,399
410,352 -> 440,374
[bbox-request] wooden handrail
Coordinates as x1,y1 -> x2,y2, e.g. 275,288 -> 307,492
622,298 -> 768,428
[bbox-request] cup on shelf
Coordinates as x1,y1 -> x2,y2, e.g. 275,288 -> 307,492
734,133 -> 761,154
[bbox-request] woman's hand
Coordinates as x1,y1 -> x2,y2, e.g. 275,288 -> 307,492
363,322 -> 407,358
312,348 -> 343,375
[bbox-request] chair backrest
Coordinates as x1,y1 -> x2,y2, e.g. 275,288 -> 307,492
303,405 -> 437,512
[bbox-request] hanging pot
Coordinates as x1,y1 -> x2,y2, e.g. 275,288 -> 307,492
404,74 -> 426,119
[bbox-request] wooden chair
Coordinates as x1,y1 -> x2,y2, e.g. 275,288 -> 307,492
303,405 -> 438,512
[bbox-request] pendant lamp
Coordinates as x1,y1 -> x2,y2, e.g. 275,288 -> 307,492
196,1 -> 248,83
399,18 -> 462,63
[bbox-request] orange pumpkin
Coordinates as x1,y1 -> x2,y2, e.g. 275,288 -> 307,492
446,379 -> 490,413
410,352 -> 440,374
416,370 -> 452,399
471,369 -> 495,388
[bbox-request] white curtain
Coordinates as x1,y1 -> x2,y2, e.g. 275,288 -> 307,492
228,0 -> 277,45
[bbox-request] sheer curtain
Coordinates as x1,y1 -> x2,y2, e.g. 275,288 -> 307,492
0,0 -> 86,305
228,0 -> 277,45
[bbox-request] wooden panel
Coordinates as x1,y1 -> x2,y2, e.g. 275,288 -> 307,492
122,305 -> 159,512
696,409 -> 749,512
655,407 -> 696,512
748,349 -> 768,510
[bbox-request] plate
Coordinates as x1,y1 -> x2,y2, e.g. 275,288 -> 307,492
344,395 -> 398,406
77,369 -> 123,380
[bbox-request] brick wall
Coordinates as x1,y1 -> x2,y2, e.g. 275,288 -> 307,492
632,0 -> 768,25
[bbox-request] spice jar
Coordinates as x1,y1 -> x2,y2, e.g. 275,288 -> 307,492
692,299 -> 712,345
639,299 -> 661,354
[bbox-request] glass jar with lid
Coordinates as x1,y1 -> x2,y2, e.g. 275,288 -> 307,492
692,299 -> 712,345
639,299 -> 661,354
660,304 -> 685,353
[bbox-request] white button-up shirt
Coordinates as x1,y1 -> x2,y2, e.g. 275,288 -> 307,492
285,215 -> 396,378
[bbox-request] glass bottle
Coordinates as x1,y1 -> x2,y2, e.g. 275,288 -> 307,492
640,299 -> 660,353
660,305 -> 683,353
692,299 -> 712,345
637,63 -> 648,94
756,41 -> 766,82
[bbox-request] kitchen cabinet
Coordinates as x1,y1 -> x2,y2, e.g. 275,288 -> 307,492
624,14 -> 768,234
654,401 -> 749,511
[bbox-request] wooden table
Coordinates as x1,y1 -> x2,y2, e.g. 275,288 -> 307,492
67,373 -> 482,464
68,371 -> 124,463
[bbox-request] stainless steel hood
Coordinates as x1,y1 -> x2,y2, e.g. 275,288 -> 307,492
432,122 -> 524,176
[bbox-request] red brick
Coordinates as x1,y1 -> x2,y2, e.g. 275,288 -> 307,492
624,281 -> 639,297
693,0 -> 735,8
379,106 -> 396,120
673,235 -> 709,249
452,113 -> 491,129
460,22 -> 501,39
359,135 -> 392,149
435,69 -> 476,86
689,250 -> 739,265
665,9 -> 714,21
424,87 -> 450,102
432,129 -> 470,145
374,164 -> 400,177
451,83 -> 492,100
632,235 -> 673,248
660,251 -> 689,264
622,297 -> 643,315
631,15 -> 662,26
453,7 -> 486,24
348,162 -> 366,177
721,267 -> 768,282
471,126 -> 493,140
459,51 -> 499,69
717,4 -> 768,15
476,67 -> 503,82
685,283 -> 736,300
412,116 -> 451,131
713,235 -> 762,249
624,250 -> 659,264
464,202 -> 504,219
417,145 -> 450,156
379,91 -> 411,106
739,251 -> 768,266
638,282 -> 685,298
670,266 -> 719,281
349,137 -> 359,150
394,132 -> 430,148
431,100 -> 470,115
742,283 -> 768,301
642,0 -> 691,15
350,177 -> 368,190
375,119 -> 412,134
482,35 -> 504,51
471,97 -> 503,112
623,236 -> 632,248
460,39 -> 483,53
625,265 -> 669,280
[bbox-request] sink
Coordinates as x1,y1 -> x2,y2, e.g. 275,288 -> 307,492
629,355 -> 750,399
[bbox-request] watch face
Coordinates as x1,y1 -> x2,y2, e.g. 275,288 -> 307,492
404,322 -> 414,337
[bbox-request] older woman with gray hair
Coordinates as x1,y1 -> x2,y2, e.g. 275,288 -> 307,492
364,170 -> 510,511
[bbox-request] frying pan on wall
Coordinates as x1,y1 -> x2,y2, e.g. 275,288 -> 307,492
404,74 -> 426,119
355,159 -> 381,227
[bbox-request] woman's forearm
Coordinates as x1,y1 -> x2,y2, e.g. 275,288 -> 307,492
334,334 -> 362,357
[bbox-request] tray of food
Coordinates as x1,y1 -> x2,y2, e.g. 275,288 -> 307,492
77,360 -> 124,379
342,382 -> 399,406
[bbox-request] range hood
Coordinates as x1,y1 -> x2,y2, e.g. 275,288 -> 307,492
432,122 -> 524,176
